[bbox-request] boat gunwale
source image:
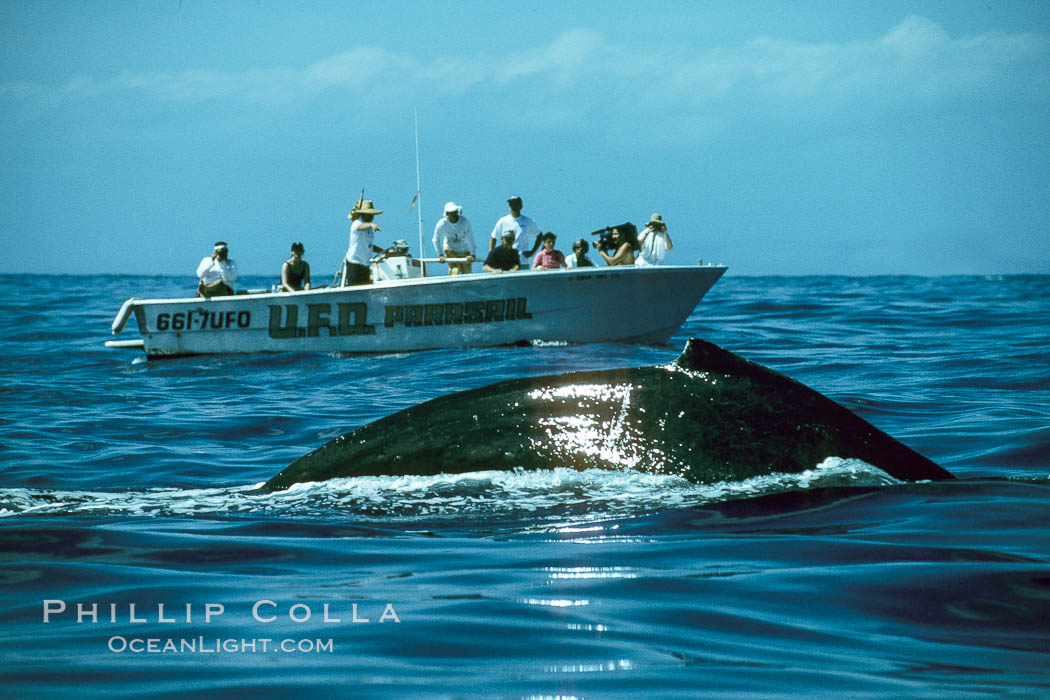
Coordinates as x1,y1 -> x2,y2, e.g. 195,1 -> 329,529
122,264 -> 728,307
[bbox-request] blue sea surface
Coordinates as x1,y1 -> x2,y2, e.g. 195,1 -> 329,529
1,273 -> 1048,698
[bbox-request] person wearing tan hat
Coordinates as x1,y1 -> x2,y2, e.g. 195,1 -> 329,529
196,241 -> 238,297
343,200 -> 389,286
636,213 -> 673,266
432,201 -> 476,275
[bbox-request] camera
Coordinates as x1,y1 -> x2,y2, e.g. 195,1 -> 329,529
590,222 -> 638,253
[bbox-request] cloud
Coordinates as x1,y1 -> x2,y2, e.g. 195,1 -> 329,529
639,15 -> 1048,109
3,17 -> 1046,121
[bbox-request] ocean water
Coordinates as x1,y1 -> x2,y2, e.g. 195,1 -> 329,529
1,273 -> 1048,698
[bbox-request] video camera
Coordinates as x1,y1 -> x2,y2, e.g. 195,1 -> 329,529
590,222 -> 638,253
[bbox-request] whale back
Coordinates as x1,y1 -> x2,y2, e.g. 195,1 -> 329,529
264,339 -> 953,489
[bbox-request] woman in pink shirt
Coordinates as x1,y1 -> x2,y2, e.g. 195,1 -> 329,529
531,232 -> 566,270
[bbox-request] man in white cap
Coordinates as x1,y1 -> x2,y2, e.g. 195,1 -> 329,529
488,195 -> 542,267
432,201 -> 476,275
196,241 -> 238,297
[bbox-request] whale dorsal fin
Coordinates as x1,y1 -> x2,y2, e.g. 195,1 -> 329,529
675,338 -> 760,376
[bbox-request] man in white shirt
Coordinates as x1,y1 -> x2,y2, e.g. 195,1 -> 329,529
488,195 -> 542,267
343,200 -> 388,286
432,201 -> 476,275
635,213 -> 674,266
196,241 -> 238,297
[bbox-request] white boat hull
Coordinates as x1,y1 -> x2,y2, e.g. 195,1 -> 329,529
108,265 -> 726,358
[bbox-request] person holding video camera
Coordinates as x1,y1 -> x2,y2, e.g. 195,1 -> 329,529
596,227 -> 635,266
636,213 -> 673,266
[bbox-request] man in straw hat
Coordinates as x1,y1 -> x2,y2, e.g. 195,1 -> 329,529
196,241 -> 238,297
343,199 -> 390,286
635,213 -> 674,266
432,201 -> 476,275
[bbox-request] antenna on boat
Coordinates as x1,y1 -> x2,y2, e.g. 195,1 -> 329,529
413,111 -> 424,257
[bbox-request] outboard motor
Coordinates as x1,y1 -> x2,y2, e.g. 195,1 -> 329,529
372,240 -> 422,282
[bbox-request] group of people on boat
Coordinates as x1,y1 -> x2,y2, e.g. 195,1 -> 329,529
194,194 -> 673,296
433,195 -> 674,275
477,204 -> 673,273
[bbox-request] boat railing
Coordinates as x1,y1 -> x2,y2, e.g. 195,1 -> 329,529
331,255 -> 475,286
417,257 -> 472,277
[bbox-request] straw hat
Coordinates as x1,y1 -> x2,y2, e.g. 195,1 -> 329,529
647,213 -> 665,226
348,200 -> 383,219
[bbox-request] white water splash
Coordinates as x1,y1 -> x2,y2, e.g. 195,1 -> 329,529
0,458 -> 897,521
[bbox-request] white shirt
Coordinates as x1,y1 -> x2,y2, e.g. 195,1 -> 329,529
490,213 -> 541,264
433,215 -> 476,256
345,219 -> 376,266
196,256 -> 238,285
636,226 -> 670,266
565,252 -> 594,269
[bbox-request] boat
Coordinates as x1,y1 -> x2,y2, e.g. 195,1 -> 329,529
106,250 -> 727,359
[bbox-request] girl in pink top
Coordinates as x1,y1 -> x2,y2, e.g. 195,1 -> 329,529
531,232 -> 566,270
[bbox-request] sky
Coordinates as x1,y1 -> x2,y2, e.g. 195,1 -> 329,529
2,0 -> 1048,277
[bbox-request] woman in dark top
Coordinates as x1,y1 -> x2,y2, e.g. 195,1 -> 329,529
281,241 -> 312,291
566,238 -> 595,268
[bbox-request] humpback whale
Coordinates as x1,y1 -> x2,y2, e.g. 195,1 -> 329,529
265,339 -> 953,490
